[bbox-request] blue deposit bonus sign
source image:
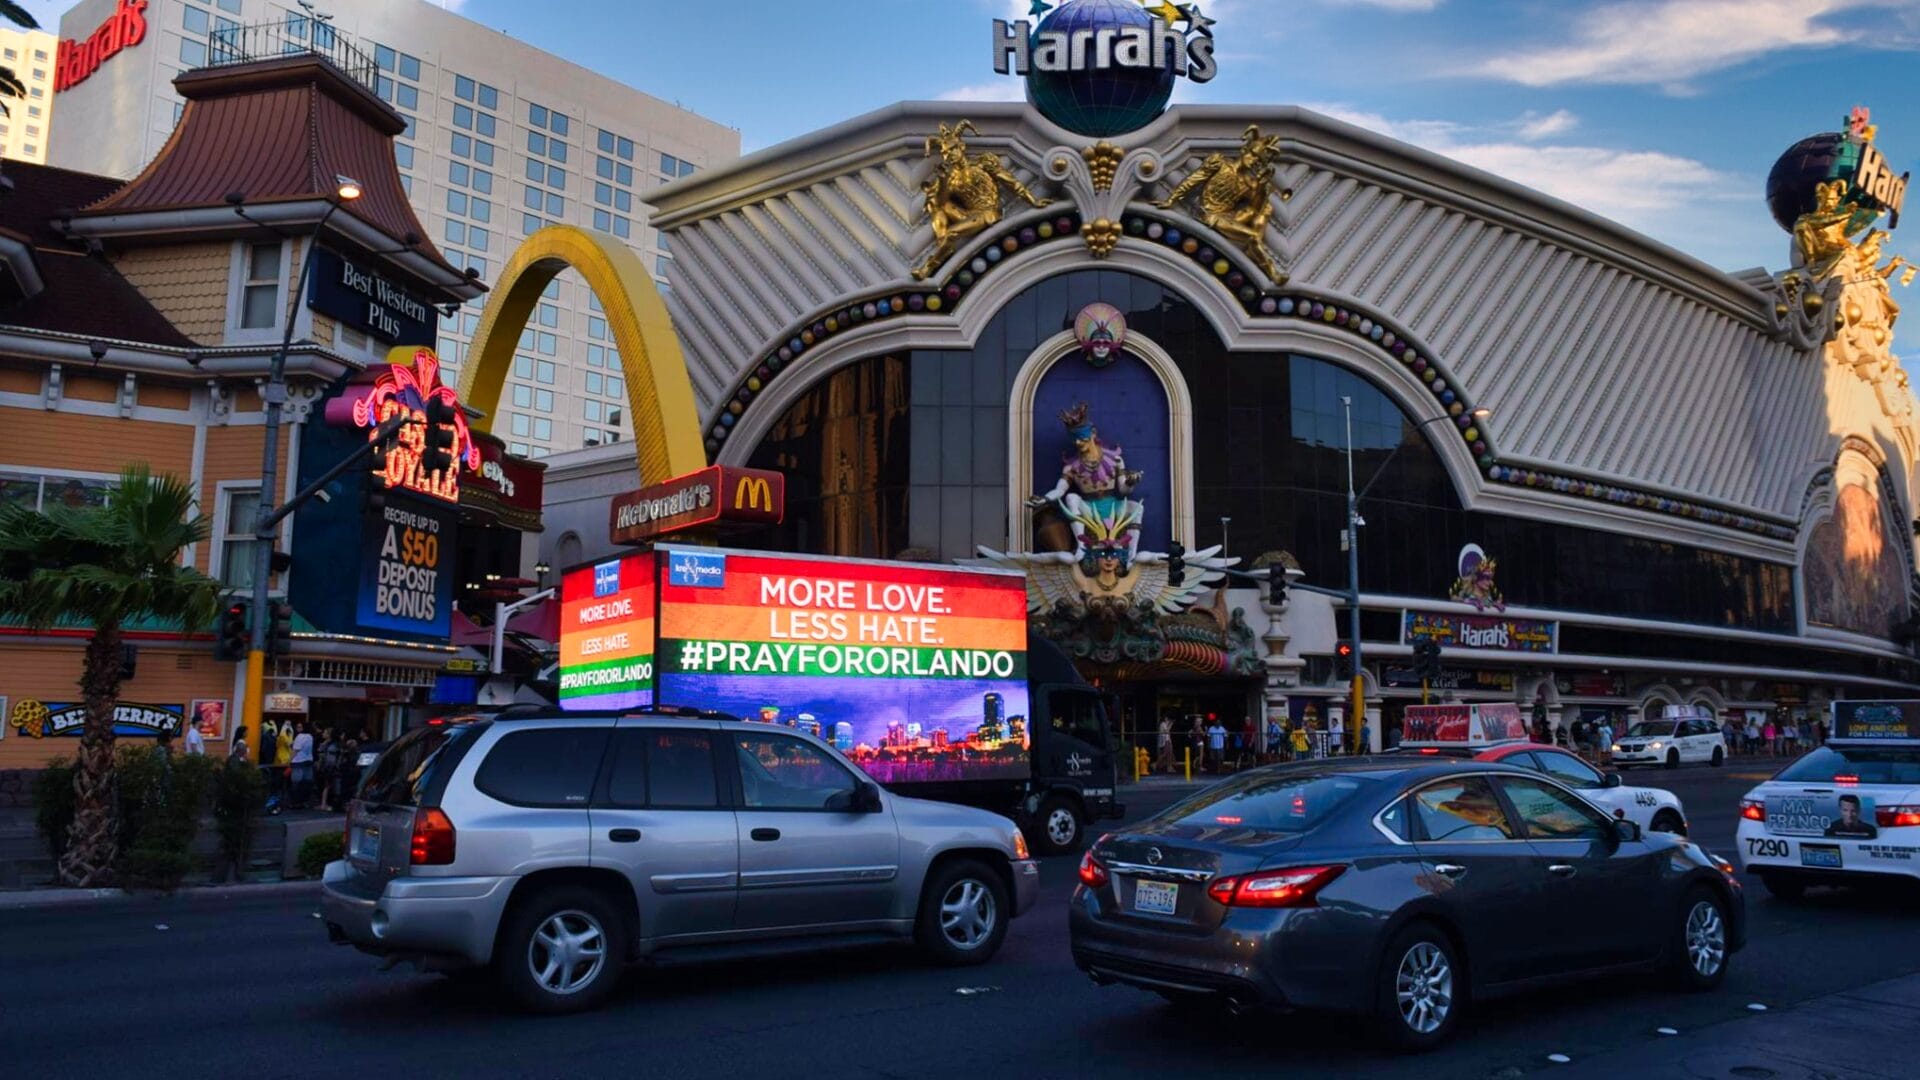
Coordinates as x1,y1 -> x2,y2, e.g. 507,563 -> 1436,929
356,495 -> 454,638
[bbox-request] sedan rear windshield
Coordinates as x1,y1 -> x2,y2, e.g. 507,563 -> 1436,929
1163,771 -> 1376,832
1776,747 -> 1920,785
358,726 -> 457,806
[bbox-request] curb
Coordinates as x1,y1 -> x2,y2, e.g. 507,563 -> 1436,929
0,878 -> 320,910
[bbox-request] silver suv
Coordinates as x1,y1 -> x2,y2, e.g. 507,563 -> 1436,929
320,708 -> 1039,1013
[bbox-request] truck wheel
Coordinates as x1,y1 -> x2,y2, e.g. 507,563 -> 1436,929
496,885 -> 626,1014
1033,796 -> 1084,855
916,859 -> 1009,966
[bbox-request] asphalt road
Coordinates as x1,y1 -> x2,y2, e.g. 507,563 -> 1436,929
4,759 -> 1918,1080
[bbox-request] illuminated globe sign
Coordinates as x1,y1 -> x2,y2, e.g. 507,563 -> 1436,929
994,0 -> 1217,138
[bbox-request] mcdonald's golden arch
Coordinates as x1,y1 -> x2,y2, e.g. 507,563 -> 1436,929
609,466 -> 786,545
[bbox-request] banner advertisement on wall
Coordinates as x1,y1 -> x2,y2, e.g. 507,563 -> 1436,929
558,551 -> 657,710
355,495 -> 456,639
652,547 -> 1033,783
1404,611 -> 1556,653
7,699 -> 184,738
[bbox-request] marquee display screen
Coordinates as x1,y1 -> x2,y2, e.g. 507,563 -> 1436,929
558,551 -> 656,710
653,547 -> 1032,783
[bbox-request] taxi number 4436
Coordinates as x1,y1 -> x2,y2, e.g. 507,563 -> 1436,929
1746,837 -> 1790,859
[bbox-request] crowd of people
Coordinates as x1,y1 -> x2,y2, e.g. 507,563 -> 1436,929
1150,712 -> 1367,774
180,718 -> 372,814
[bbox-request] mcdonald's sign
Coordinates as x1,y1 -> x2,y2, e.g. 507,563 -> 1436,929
610,465 -> 784,545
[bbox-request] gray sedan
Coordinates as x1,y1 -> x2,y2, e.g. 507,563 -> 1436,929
1069,759 -> 1743,1050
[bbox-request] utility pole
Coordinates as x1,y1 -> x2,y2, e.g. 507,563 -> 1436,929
1342,396 -> 1364,755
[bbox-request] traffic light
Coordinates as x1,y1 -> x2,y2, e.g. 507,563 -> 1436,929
422,397 -> 458,476
267,600 -> 294,658
214,599 -> 250,661
1166,541 -> 1186,587
1267,568 -> 1288,605
1334,640 -> 1355,681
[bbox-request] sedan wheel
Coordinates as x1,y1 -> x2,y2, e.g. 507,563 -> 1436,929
1668,887 -> 1730,990
1376,925 -> 1463,1051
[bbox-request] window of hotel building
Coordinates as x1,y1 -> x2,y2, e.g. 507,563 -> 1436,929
512,384 -> 532,408
536,361 -> 556,385
474,141 -> 494,165
528,131 -> 547,157
533,418 -> 552,441
525,158 -> 546,184
26,105 -> 37,118
184,6 -> 209,34
180,38 -> 208,67
583,400 -> 602,422
445,221 -> 466,246
32,48 -> 44,61
3,49 -> 15,60
456,74 -> 475,101
510,413 -> 530,437
287,13 -> 307,39
510,442 -> 529,456
478,84 -> 498,109
594,181 -> 611,206
545,192 -> 564,215
29,87 -> 41,99
452,133 -> 471,158
469,227 -> 490,252
655,254 -> 670,279
395,83 -> 418,111
216,487 -> 261,590
592,208 -> 610,232
399,174 -> 411,196
522,186 -> 542,211
447,190 -> 467,216
612,217 -> 630,239
529,103 -> 547,128
513,355 -> 533,379
583,429 -> 601,447
394,143 -> 413,170
469,197 -> 491,223
237,241 -> 283,329
471,170 -> 493,194
522,213 -> 543,236
535,389 -> 554,412
608,377 -> 625,399
376,75 -> 393,101
537,303 -> 558,328
607,406 -> 623,429
587,315 -> 607,341
398,53 -> 420,80
585,371 -> 603,394
454,104 -> 473,130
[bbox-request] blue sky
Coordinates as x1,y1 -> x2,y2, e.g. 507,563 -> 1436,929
25,0 -> 1920,315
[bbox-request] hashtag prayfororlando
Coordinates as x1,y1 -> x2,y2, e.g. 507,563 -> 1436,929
665,639 -> 1024,680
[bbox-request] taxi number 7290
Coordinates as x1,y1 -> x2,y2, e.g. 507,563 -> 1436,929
1746,837 -> 1790,859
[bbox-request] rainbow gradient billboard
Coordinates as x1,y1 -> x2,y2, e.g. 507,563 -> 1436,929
558,551 -> 656,710
653,546 -> 1033,783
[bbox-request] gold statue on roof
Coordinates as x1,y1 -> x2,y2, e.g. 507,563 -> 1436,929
912,121 -> 1052,280
1155,124 -> 1285,282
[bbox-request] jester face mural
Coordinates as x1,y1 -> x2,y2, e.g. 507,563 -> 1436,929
1074,302 -> 1127,367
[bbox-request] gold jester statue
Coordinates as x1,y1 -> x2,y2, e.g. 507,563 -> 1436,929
1156,124 -> 1285,282
913,120 -> 1052,280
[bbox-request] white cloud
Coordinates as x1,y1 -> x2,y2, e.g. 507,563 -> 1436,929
937,82 -> 1027,103
1464,0 -> 1905,90
1322,0 -> 1442,10
1515,109 -> 1578,140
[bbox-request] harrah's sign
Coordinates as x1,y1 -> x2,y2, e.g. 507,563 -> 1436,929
56,0 -> 148,94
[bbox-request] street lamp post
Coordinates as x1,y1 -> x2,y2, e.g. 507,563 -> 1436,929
238,176 -> 361,760
1340,404 -> 1493,756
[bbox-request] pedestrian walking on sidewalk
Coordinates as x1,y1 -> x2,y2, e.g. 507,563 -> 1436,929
1206,718 -> 1226,773
228,725 -> 250,763
290,722 -> 315,810
1290,724 -> 1309,762
1154,716 -> 1172,773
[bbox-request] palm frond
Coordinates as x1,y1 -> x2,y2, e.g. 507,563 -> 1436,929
0,67 -> 23,99
0,2 -> 39,30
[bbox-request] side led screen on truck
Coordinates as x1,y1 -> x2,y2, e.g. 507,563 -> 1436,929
558,551 -> 656,710
654,547 -> 1033,783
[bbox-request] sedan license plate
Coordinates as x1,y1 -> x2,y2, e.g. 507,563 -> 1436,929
352,826 -> 380,862
1134,879 -> 1179,915
1801,843 -> 1843,869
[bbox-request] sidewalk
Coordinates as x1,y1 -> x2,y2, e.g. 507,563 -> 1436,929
0,878 -> 319,909
1561,972 -> 1920,1079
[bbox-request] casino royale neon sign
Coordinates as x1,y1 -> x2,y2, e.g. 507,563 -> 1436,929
56,0 -> 147,94
993,12 -> 1217,84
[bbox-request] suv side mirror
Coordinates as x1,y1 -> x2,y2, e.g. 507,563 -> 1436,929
1613,818 -> 1641,844
852,781 -> 883,814
1603,772 -> 1623,789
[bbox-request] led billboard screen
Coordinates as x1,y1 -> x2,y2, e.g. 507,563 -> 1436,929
653,547 -> 1032,783
558,551 -> 656,710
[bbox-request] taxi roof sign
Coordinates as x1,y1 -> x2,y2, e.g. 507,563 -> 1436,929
1830,700 -> 1920,744
1401,702 -> 1530,748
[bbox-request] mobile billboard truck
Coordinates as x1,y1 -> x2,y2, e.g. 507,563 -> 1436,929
560,546 -> 1123,853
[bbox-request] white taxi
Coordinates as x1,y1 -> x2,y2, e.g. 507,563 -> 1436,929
1613,711 -> 1727,769
1737,701 -> 1920,899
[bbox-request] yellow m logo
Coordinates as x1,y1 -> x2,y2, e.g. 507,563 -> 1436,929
735,475 -> 773,511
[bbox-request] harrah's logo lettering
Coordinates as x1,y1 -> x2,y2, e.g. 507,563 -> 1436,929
56,0 -> 148,94
993,14 -> 1216,83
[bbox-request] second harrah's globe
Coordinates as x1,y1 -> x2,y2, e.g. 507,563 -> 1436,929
1027,0 -> 1177,138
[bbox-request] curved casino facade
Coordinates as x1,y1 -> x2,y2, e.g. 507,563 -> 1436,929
634,101 -> 1920,740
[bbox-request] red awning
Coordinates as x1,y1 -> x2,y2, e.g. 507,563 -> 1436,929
505,599 -> 558,644
450,609 -> 494,648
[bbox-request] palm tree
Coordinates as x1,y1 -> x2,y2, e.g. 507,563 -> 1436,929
0,466 -> 224,886
0,2 -> 36,118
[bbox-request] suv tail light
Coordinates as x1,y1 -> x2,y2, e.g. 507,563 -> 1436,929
1876,805 -> 1920,828
410,807 -> 456,865
1077,851 -> 1109,888
1739,799 -> 1766,822
1206,864 -> 1346,908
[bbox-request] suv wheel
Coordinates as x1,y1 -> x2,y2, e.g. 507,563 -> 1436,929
1665,748 -> 1680,769
1376,924 -> 1462,1052
916,859 -> 1009,966
1034,795 -> 1083,855
498,885 -> 626,1014
1668,887 -> 1729,990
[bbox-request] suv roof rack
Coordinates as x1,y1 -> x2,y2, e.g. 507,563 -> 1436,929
621,704 -> 743,722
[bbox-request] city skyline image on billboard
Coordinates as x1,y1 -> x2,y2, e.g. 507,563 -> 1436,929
654,548 -> 1032,783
